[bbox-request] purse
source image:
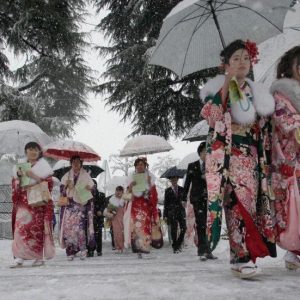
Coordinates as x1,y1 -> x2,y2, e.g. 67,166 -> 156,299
57,172 -> 70,207
151,222 -> 164,249
28,181 -> 51,207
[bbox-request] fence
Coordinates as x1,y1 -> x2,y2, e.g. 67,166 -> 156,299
0,185 -> 12,239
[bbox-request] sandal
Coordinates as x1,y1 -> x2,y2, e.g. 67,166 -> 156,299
231,263 -> 260,279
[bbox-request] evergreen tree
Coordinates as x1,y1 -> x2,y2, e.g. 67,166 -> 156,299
94,0 -> 218,139
0,0 -> 92,137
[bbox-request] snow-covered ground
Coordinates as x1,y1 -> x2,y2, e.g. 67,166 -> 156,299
0,238 -> 299,300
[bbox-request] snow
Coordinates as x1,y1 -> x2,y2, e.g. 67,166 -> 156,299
0,238 -> 298,300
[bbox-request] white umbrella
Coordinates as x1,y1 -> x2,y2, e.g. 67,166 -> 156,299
149,0 -> 293,78
0,120 -> 51,157
177,152 -> 199,170
183,120 -> 209,142
105,176 -> 129,196
120,135 -> 173,157
254,3 -> 300,87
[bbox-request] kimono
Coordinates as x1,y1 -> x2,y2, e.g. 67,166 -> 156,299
11,158 -> 55,261
270,78 -> 300,255
108,196 -> 125,251
128,171 -> 159,253
201,75 -> 277,263
59,169 -> 95,256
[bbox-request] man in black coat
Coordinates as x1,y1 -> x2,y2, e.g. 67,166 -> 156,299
87,180 -> 107,257
163,176 -> 187,253
183,142 -> 217,261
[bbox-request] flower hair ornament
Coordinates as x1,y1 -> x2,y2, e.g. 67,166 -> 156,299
244,39 -> 259,64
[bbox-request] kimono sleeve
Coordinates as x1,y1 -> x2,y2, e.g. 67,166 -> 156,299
201,90 -> 224,128
273,94 -> 300,134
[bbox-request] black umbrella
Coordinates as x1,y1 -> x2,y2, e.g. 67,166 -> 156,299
160,166 -> 186,179
53,164 -> 104,180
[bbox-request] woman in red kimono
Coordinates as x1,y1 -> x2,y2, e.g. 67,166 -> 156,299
201,40 -> 276,278
270,46 -> 300,270
128,158 -> 159,258
10,142 -> 55,268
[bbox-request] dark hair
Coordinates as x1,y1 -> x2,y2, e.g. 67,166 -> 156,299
24,141 -> 43,158
197,142 -> 206,156
220,39 -> 246,64
70,155 -> 83,166
116,186 -> 124,192
92,179 -> 97,186
134,157 -> 149,168
276,46 -> 300,79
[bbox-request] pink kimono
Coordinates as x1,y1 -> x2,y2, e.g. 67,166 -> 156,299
270,78 -> 300,255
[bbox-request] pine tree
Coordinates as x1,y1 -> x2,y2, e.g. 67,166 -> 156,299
0,0 -> 92,137
94,0 -> 218,139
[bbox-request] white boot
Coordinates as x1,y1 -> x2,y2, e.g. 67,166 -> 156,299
10,258 -> 24,268
284,251 -> 300,270
231,261 -> 261,279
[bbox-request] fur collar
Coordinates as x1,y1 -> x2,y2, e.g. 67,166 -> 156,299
270,78 -> 300,113
200,75 -> 275,125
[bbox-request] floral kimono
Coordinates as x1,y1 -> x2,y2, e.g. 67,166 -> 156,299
11,160 -> 55,260
201,75 -> 277,263
129,171 -> 159,253
59,169 -> 95,256
270,78 -> 300,256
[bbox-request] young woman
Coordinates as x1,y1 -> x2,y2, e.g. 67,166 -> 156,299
59,155 -> 95,261
270,46 -> 300,270
201,39 -> 277,278
104,186 -> 125,254
11,142 -> 55,268
128,158 -> 159,258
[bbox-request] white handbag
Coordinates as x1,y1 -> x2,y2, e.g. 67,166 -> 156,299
28,181 -> 51,207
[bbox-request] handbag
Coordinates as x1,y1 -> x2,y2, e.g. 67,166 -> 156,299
151,222 -> 164,249
28,181 -> 51,207
57,171 -> 70,207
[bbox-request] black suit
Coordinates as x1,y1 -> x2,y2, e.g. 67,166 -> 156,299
163,185 -> 186,251
183,160 -> 210,255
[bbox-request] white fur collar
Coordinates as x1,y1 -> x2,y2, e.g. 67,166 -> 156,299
200,75 -> 275,125
270,78 -> 300,113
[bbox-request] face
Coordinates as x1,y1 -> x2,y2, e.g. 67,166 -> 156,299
25,147 -> 40,161
71,158 -> 82,172
226,48 -> 251,80
292,59 -> 300,83
115,189 -> 123,198
199,149 -> 206,161
135,161 -> 146,173
170,177 -> 179,186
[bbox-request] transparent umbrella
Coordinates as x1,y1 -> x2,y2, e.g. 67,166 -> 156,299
183,120 -> 209,142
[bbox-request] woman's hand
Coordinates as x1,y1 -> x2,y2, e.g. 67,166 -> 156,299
85,185 -> 92,191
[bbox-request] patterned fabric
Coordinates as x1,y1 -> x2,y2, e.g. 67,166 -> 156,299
131,186 -> 159,253
59,198 -> 95,256
272,89 -> 300,251
201,82 -> 276,263
11,177 -> 55,260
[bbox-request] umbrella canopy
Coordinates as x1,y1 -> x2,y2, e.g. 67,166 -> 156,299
105,176 -> 129,196
183,120 -> 209,142
254,3 -> 300,87
0,120 -> 51,157
43,140 -> 101,162
177,152 -> 199,170
149,0 -> 293,78
120,135 -> 173,157
160,166 -> 186,179
53,160 -> 104,180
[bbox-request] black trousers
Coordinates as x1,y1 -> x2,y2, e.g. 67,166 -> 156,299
87,219 -> 103,254
192,200 -> 210,255
169,209 -> 187,251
